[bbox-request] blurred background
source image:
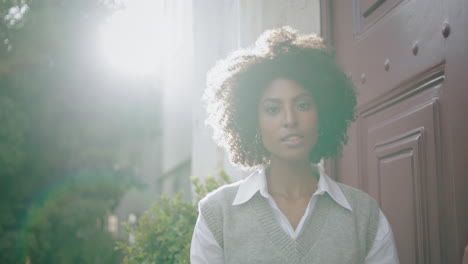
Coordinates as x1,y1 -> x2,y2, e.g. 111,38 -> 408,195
0,0 -> 321,262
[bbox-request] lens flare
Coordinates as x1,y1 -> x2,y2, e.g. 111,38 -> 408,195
98,2 -> 161,76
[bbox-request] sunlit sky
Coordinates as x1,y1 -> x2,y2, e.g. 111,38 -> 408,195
98,0 -> 161,76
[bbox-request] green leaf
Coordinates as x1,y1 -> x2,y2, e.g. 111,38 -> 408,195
118,170 -> 231,264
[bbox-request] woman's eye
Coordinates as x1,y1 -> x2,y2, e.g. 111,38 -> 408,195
297,102 -> 311,111
265,105 -> 280,114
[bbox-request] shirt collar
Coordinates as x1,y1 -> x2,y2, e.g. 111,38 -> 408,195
232,164 -> 352,211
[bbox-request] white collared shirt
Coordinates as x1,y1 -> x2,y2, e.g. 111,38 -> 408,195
191,166 -> 400,264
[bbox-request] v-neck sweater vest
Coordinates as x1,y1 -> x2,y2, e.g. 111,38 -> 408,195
199,182 -> 379,264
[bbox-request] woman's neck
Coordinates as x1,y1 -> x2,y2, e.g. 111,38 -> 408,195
266,159 -> 319,199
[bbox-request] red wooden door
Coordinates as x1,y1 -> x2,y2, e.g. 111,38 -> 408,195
331,0 -> 468,263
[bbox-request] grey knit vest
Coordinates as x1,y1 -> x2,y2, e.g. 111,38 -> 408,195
199,182 -> 379,264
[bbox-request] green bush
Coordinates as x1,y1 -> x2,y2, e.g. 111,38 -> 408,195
21,170 -> 135,264
117,170 -> 231,264
0,2 -> 158,263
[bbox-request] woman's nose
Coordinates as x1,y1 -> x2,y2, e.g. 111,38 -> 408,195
283,107 -> 298,128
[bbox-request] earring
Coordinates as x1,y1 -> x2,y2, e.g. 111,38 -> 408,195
254,131 -> 270,164
255,132 -> 262,145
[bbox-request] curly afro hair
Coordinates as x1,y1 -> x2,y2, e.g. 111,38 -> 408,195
204,26 -> 356,168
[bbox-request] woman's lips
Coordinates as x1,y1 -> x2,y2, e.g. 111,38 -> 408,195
281,135 -> 304,147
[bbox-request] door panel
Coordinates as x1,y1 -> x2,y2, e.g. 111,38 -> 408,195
358,0 -> 404,33
364,71 -> 443,263
332,0 -> 468,263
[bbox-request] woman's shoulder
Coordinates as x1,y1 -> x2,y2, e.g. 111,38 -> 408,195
335,183 -> 381,253
197,180 -> 244,226
335,182 -> 379,212
198,180 -> 243,208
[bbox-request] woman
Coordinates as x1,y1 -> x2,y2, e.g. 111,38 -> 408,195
191,27 -> 399,264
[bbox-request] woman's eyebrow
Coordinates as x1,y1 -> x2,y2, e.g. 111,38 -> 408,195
261,93 -> 314,103
261,98 -> 282,104
293,93 -> 314,100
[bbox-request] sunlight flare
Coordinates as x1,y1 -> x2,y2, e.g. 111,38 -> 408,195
99,2 -> 161,75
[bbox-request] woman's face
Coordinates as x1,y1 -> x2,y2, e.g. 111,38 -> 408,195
257,78 -> 318,163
